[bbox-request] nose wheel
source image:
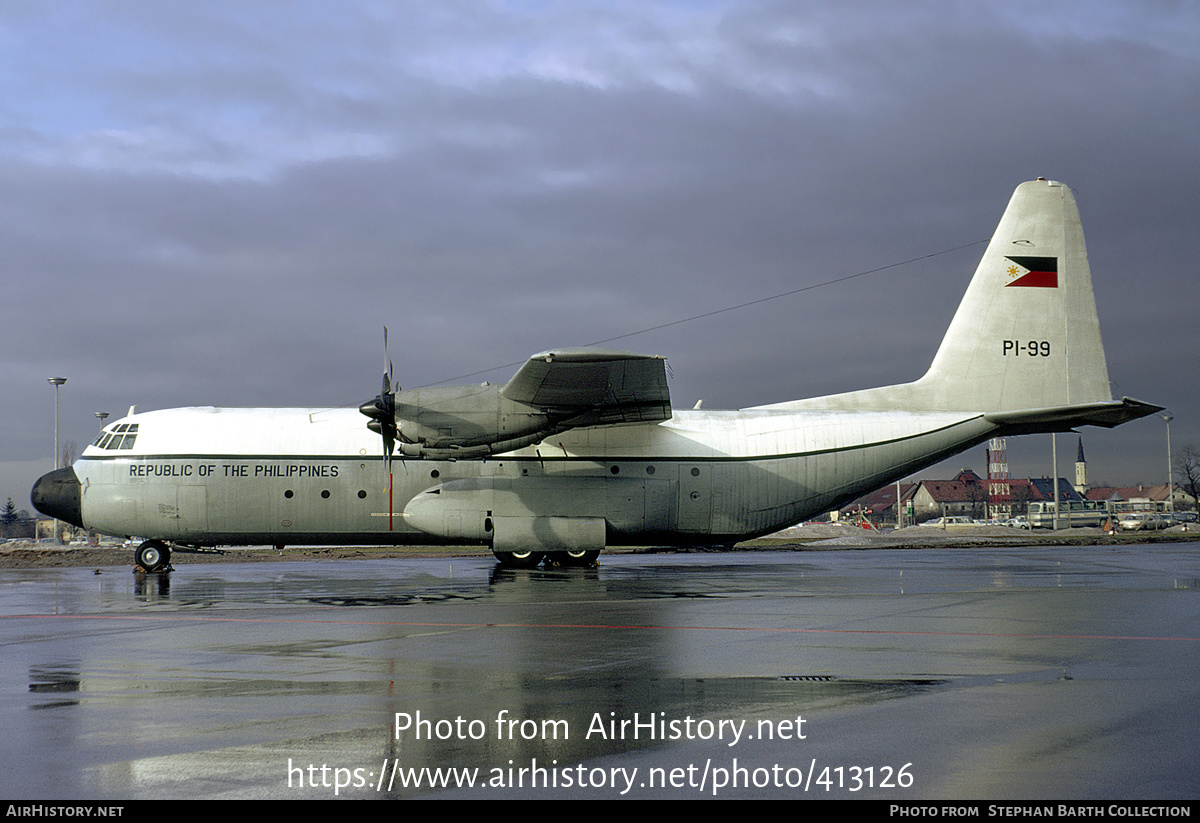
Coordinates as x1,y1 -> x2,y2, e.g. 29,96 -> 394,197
135,540 -> 171,572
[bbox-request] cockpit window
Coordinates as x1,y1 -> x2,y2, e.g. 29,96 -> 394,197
92,423 -> 138,450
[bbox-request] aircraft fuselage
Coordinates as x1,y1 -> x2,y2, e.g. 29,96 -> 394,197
47,404 -> 993,548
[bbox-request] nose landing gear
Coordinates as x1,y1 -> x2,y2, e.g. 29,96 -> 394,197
133,540 -> 226,572
134,540 -> 171,573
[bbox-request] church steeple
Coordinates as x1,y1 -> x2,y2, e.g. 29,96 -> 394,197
1074,436 -> 1089,495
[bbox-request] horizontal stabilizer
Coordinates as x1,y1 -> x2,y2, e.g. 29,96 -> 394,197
985,397 -> 1162,435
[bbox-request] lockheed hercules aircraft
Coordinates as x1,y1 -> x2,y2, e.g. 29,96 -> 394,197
32,179 -> 1159,570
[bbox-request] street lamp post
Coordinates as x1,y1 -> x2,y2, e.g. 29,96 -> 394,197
1161,412 -> 1174,517
47,377 -> 67,543
1051,432 -> 1060,530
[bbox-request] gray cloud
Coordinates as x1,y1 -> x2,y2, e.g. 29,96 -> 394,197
4,0 -> 1196,504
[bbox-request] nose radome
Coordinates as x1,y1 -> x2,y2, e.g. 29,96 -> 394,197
31,467 -> 83,528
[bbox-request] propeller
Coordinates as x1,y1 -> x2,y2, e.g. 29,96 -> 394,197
359,326 -> 399,477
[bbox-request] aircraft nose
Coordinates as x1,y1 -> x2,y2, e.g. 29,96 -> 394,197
31,467 -> 84,528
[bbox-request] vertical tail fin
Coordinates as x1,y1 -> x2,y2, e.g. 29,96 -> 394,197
916,177 -> 1111,411
768,178 -> 1134,416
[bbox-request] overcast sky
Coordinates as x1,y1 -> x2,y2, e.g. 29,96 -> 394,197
3,0 -> 1197,509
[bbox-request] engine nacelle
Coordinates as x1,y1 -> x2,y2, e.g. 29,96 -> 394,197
392,383 -> 555,452
361,348 -> 672,459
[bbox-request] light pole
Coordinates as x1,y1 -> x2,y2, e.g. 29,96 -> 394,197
1161,412 -> 1174,517
47,377 -> 67,543
1051,432 -> 1059,530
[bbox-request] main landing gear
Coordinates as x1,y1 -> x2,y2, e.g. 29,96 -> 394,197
491,549 -> 601,568
559,549 -> 601,567
492,550 -> 543,568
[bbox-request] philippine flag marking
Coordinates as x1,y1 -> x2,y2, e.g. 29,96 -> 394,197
1004,256 -> 1058,288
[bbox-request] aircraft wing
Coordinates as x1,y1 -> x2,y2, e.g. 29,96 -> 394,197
501,348 -> 672,424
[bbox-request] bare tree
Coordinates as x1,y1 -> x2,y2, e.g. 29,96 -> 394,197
1175,445 -> 1200,513
966,482 -> 987,520
61,439 -> 77,470
1009,484 -> 1029,517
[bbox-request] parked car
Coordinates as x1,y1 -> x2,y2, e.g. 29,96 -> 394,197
1117,513 -> 1173,531
920,516 -> 973,527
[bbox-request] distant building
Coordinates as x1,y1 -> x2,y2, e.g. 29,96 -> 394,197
842,435 -> 1197,528
1,519 -> 35,541
844,469 -> 1090,525
1071,436 -> 1194,511
1019,477 -> 1083,505
33,517 -> 80,542
1084,484 -> 1195,511
841,469 -> 990,524
908,469 -> 991,521
837,482 -> 918,525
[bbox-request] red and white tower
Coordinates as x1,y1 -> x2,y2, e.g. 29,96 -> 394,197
987,437 -> 1011,520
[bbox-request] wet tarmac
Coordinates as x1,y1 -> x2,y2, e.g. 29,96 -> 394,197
3,544 -> 1198,800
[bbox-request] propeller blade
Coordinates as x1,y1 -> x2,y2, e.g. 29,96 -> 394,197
363,326 -> 398,481
382,326 -> 395,396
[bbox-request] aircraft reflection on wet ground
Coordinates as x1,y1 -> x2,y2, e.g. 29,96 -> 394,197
4,544 -> 1199,799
